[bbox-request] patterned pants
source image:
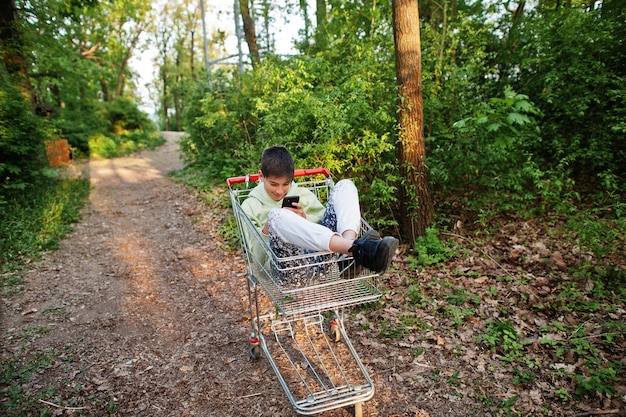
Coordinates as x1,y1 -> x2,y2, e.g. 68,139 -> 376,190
267,179 -> 361,285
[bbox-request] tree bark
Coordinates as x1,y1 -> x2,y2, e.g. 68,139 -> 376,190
0,0 -> 17,69
392,0 -> 433,243
314,0 -> 328,51
115,27 -> 143,98
162,67 -> 169,131
239,0 -> 260,66
0,0 -> 32,94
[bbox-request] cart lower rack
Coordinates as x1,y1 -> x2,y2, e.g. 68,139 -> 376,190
228,168 -> 382,416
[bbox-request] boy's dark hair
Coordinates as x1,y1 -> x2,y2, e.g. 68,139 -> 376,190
261,146 -> 294,179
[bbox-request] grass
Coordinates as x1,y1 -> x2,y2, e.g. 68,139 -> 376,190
0,170 -> 90,414
1,344 -> 114,417
0,165 -> 114,416
0,174 -> 90,287
1,351 -> 58,417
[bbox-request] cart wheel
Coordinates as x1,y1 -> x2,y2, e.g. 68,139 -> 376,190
249,337 -> 261,360
329,320 -> 341,342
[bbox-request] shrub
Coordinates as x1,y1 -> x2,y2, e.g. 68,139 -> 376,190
408,227 -> 458,269
88,130 -> 164,159
0,68 -> 48,204
101,96 -> 155,132
182,53 -> 400,231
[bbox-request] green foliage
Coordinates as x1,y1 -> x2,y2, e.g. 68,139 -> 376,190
0,175 -> 90,278
442,87 -> 541,201
180,76 -> 258,179
515,7 -> 626,187
182,49 -> 400,230
408,227 -> 458,269
0,67 -> 48,204
445,286 -> 481,306
574,366 -> 620,399
87,97 -> 162,159
479,320 -> 525,362
406,284 -> 432,308
89,130 -> 164,159
1,343 -> 115,416
52,102 -> 108,156
1,350 -> 58,416
567,202 -> 626,265
180,1 -> 626,240
12,0 -> 156,158
101,97 -> 155,133
218,216 -> 240,252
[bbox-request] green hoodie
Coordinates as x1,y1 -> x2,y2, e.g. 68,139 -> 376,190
241,181 -> 326,237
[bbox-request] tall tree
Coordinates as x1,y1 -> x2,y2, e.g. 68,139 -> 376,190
392,0 -> 433,242
153,3 -> 174,131
314,0 -> 329,50
0,0 -> 31,93
239,0 -> 260,65
151,0 -> 208,131
86,0 -> 152,100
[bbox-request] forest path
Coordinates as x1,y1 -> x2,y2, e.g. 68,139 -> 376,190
3,132 -> 423,416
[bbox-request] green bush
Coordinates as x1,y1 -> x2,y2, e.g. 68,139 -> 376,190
51,96 -> 158,159
88,133 -> 118,158
101,96 -> 155,132
182,52 -> 400,230
442,87 -> 541,200
181,3 -> 626,235
181,75 -> 258,179
51,101 -> 107,156
89,130 -> 164,159
0,68 -> 48,204
408,227 -> 458,269
516,7 -> 626,188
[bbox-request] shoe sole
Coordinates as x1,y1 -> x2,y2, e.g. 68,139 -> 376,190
361,228 -> 381,241
375,237 -> 399,273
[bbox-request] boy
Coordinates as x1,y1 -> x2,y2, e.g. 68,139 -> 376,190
241,146 -> 398,280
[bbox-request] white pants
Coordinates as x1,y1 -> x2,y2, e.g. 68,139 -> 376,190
267,179 -> 361,254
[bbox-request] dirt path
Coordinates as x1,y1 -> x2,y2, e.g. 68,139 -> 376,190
2,133 -> 433,417
7,133 -> 622,417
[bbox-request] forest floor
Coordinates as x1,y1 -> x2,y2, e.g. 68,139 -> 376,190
1,132 -> 624,417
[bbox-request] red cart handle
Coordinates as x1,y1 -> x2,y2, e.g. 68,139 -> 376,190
226,168 -> 330,187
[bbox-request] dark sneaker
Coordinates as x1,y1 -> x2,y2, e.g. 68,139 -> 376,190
338,229 -> 380,278
349,233 -> 399,274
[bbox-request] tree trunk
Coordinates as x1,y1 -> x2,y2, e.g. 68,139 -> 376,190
162,66 -> 169,131
314,0 -> 328,51
0,0 -> 18,72
499,0 -> 525,89
239,0 -> 260,66
0,0 -> 32,94
392,0 -> 433,243
299,0 -> 311,47
101,80 -> 110,102
115,28 -> 143,98
190,30 -> 196,80
174,52 -> 181,130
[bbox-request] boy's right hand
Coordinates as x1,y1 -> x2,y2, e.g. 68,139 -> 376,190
284,202 -> 306,219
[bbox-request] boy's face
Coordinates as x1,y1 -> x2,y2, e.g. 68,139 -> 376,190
260,173 -> 292,201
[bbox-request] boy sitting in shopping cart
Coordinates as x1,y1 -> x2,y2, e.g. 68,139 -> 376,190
241,146 -> 398,284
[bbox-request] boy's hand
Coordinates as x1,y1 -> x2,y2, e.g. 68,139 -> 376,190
284,202 -> 306,219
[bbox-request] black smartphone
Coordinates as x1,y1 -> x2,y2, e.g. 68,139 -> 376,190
281,195 -> 300,208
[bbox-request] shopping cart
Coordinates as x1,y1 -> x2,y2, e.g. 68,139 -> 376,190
227,168 -> 383,416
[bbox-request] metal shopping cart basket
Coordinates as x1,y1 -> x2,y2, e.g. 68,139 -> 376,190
227,168 -> 383,416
